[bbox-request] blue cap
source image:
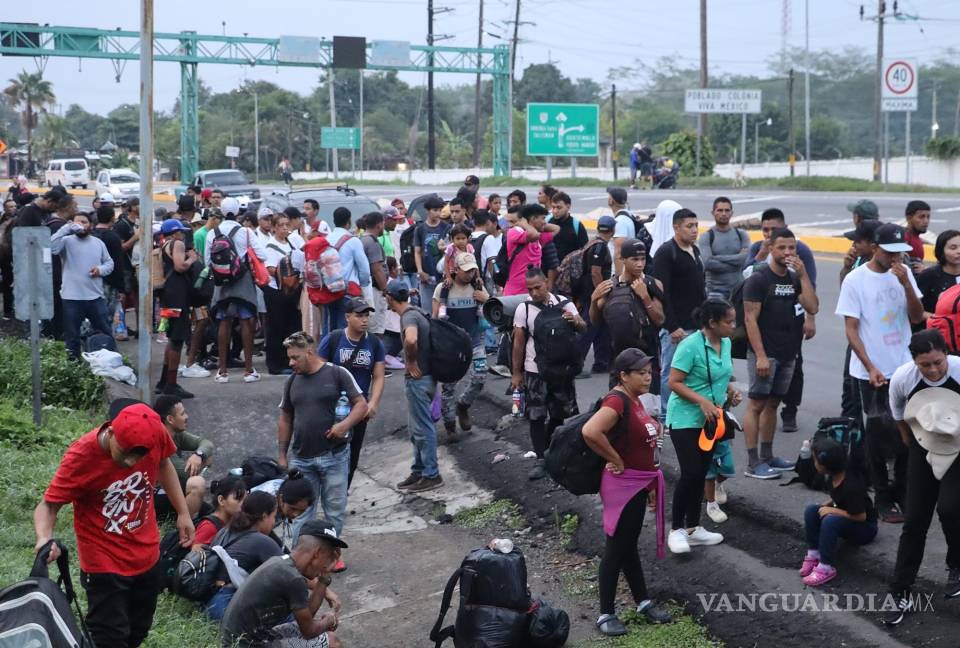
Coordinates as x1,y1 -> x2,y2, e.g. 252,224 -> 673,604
160,218 -> 191,235
597,215 -> 616,233
498,217 -> 509,229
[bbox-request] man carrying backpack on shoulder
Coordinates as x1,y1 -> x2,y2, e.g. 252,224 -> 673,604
322,207 -> 371,337
609,186 -> 653,276
512,266 -> 587,480
699,197 -> 749,299
574,215 -> 616,377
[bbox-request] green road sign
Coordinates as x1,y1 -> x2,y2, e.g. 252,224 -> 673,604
526,103 -> 599,157
321,127 -> 361,150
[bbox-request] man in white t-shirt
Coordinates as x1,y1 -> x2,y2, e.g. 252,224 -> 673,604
609,186 -> 635,276
835,223 -> 923,523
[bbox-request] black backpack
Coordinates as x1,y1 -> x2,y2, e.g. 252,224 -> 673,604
0,540 -> 95,648
427,313 -> 474,384
784,417 -> 866,490
158,513 -> 225,591
241,456 -> 285,489
430,547 -> 533,648
173,528 -> 247,602
602,277 -> 661,359
524,299 -> 583,383
399,223 -> 420,274
617,209 -> 654,252
545,391 -> 630,495
493,239 -> 524,288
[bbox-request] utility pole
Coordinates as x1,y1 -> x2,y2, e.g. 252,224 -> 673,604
788,68 -> 796,177
473,0 -> 484,168
869,0 -> 885,182
253,90 -> 259,183
511,0 -> 521,81
428,0 -> 436,169
137,0 -> 154,404
328,68 -> 339,179
931,80 -> 940,139
804,0 -> 811,176
697,0 -> 708,175
611,84 -> 618,181
953,87 -> 960,137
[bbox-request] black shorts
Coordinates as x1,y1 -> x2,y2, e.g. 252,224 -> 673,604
166,310 -> 192,342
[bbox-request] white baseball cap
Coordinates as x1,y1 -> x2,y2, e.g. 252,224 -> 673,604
99,192 -> 115,204
221,197 -> 241,217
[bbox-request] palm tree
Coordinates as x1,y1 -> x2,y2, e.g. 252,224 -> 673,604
4,71 -> 55,177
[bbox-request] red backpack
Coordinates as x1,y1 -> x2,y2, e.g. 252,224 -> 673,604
927,283 -> 960,353
303,233 -> 360,305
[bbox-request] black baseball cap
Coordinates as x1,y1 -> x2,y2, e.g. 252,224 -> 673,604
345,297 -> 375,314
177,194 -> 196,211
614,348 -> 652,373
299,519 -> 349,548
607,186 -> 628,205
621,238 -> 647,258
847,199 -> 879,220
843,219 -> 881,242
874,223 -> 912,253
385,279 -> 410,301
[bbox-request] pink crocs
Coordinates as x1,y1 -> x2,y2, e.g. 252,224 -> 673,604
803,564 -> 837,587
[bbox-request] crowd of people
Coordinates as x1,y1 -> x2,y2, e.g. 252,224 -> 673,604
7,174 -> 959,644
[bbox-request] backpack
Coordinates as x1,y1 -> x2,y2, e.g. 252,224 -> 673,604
493,238 -> 524,288
927,284 -> 960,354
706,227 -> 749,256
208,226 -> 246,286
83,332 -> 117,353
0,540 -> 95,648
602,276 -> 660,359
399,223 -> 420,274
617,209 -> 653,251
268,243 -> 302,297
173,530 -> 245,602
528,598 -> 571,648
554,236 -> 602,297
429,547 -> 533,648
241,455 -> 285,489
304,233 -> 354,305
784,417 -> 866,491
524,299 -> 582,383
472,233 -> 488,271
159,514 -> 225,591
427,312 -> 474,384
544,391 -> 630,495
189,261 -> 215,306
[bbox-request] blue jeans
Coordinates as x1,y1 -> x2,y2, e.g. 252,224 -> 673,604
204,585 -> 236,621
289,445 -> 350,540
62,297 -> 113,359
406,374 -> 439,479
576,300 -> 610,371
659,328 -> 693,419
803,503 -> 877,566
322,298 -> 348,337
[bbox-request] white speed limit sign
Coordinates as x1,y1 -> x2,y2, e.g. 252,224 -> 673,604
883,60 -> 917,98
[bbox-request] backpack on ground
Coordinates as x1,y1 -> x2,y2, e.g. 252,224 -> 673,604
399,223 -> 420,274
427,312 -> 474,384
83,332 -> 117,353
784,417 -> 866,490
208,226 -> 247,286
528,598 -> 571,648
0,539 -> 95,648
303,233 -> 353,305
492,239 -> 524,288
159,514 -> 225,591
429,546 -> 534,648
525,299 -> 583,383
545,391 -> 630,495
554,236 -> 602,297
241,455 -> 285,489
927,284 -> 960,354
602,277 -> 660,359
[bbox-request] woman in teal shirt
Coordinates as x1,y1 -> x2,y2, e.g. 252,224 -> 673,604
665,298 -> 742,555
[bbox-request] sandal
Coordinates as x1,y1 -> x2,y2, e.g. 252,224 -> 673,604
803,564 -> 837,587
596,614 -> 628,636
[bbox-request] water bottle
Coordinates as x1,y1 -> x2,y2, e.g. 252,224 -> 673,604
511,388 -> 524,417
799,439 -> 812,460
334,391 -> 353,441
490,538 -> 514,554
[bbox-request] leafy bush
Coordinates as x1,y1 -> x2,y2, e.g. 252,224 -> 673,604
660,129 -> 716,177
0,338 -> 104,411
926,137 -> 960,160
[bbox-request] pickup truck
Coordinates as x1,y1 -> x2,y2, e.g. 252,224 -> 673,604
177,169 -> 261,209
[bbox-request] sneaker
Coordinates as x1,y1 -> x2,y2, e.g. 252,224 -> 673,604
745,463 -> 782,480
215,372 -> 230,384
883,594 -> 914,626
706,501 -> 728,524
489,364 -> 512,378
686,526 -> 724,546
715,482 -> 728,505
880,503 -> 905,524
384,354 -> 405,370
155,333 -> 168,344
442,420 -> 458,444
456,403 -> 472,432
527,460 -> 547,481
182,363 -> 211,378
332,559 -> 346,573
243,370 -> 261,383
767,456 -> 796,472
177,364 -> 187,376
596,614 -> 628,637
405,475 -> 443,492
781,410 -> 799,433
668,529 -> 691,554
799,555 -> 819,578
160,383 -> 195,399
803,563 -> 837,587
637,600 -> 672,624
396,473 -> 421,489
945,568 -> 960,598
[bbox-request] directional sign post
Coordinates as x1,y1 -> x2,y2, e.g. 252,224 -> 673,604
13,227 -> 53,426
320,127 -> 361,150
526,103 -> 599,157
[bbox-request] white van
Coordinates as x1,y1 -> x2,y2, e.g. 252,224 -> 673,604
45,158 -> 89,189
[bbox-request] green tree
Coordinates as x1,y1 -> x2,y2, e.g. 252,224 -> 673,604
3,70 -> 55,175
513,63 -> 576,109
35,114 -> 78,159
63,104 -> 105,150
661,129 -> 714,176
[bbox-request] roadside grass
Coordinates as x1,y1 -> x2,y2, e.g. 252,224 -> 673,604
453,498 -> 526,530
569,603 -> 722,648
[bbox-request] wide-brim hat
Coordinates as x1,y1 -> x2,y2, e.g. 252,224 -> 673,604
903,387 -> 960,456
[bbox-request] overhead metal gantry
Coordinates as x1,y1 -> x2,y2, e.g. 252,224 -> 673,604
0,23 -> 513,178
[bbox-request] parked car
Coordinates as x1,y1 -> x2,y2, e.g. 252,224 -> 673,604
95,168 -> 141,201
44,158 -> 89,189
260,185 -> 380,232
179,169 -> 261,209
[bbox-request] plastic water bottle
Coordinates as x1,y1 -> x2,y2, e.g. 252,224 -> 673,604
799,440 -> 812,460
490,538 -> 514,554
511,389 -> 524,417
334,391 -> 352,442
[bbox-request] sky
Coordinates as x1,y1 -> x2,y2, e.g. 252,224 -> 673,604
2,0 -> 958,118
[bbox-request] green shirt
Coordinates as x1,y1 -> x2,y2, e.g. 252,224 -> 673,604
377,231 -> 395,258
168,429 -> 215,488
665,330 -> 733,430
193,226 -> 210,259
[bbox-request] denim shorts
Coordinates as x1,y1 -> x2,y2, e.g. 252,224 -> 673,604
746,351 -> 796,400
